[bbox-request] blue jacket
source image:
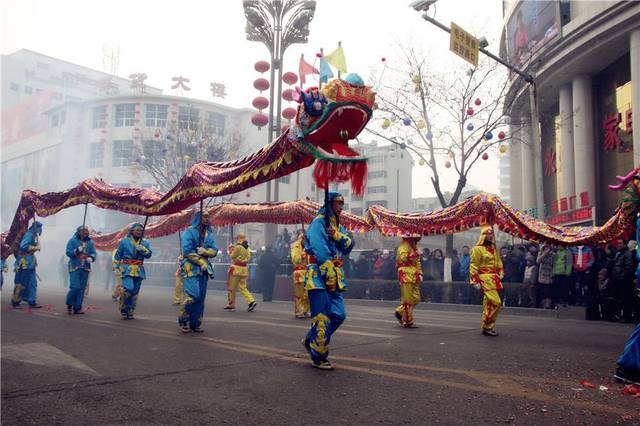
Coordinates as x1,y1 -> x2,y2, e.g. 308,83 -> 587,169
459,253 -> 470,279
304,193 -> 354,291
114,223 -> 152,278
14,221 -> 42,271
180,212 -> 219,278
66,228 -> 97,272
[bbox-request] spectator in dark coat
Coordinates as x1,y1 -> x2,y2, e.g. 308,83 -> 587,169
613,240 -> 638,322
354,253 -> 372,279
257,246 -> 280,302
429,249 -> 444,281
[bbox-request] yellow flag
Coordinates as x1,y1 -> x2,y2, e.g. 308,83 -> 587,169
324,44 -> 347,74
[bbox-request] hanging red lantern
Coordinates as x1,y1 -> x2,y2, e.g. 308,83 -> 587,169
282,89 -> 295,101
282,107 -> 297,120
254,60 -> 270,73
482,153 -> 489,160
498,131 -> 506,140
282,72 -> 298,85
466,107 -> 474,116
474,98 -> 481,106
253,78 -> 270,92
251,113 -> 269,129
252,96 -> 269,110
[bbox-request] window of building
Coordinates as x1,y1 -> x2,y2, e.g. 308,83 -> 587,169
367,186 -> 387,194
352,194 -> 363,201
112,140 -> 133,166
145,104 -> 168,127
9,83 -> 19,91
92,106 -> 107,129
368,170 -> 387,179
279,175 -> 290,184
351,207 -> 363,216
24,86 -> 33,94
207,111 -> 226,136
142,140 -> 166,167
59,111 -> 66,125
52,92 -> 63,100
51,114 -> 59,127
343,203 -> 349,211
178,106 -> 200,130
366,200 -> 387,208
115,103 -> 135,127
35,88 -> 43,94
89,142 -> 104,168
369,156 -> 385,164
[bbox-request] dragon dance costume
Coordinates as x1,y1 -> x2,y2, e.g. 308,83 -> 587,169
469,227 -> 504,336
65,226 -> 96,314
302,192 -> 353,370
12,221 -> 42,308
291,232 -> 310,318
394,237 -> 422,328
225,234 -> 256,312
114,223 -> 152,319
179,213 -> 218,332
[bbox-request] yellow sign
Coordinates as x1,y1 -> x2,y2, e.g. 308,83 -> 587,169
449,22 -> 479,67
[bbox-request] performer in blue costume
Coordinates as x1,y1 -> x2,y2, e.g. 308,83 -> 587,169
11,221 -> 43,308
179,211 -> 218,333
302,192 -> 354,370
114,223 -> 152,319
65,226 -> 96,314
615,217 -> 640,385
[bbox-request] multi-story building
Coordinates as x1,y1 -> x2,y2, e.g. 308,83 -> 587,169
502,1 -> 639,226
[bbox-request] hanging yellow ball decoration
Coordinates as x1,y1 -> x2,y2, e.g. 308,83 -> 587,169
418,159 -> 426,166
499,145 -> 507,154
417,120 -> 426,129
183,155 -> 191,161
382,118 -> 391,128
411,74 -> 421,84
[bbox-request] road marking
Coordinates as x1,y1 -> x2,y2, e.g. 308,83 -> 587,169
2,342 -> 99,375
20,311 -> 631,418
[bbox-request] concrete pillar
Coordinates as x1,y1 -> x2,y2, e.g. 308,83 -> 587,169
521,120 -> 536,211
508,121 -> 523,210
559,84 -> 575,198
572,74 -> 596,207
631,30 -> 640,166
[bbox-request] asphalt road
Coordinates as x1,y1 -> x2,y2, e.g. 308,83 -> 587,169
2,285 -> 639,425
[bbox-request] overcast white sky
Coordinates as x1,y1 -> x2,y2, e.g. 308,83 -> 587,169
2,0 -> 505,199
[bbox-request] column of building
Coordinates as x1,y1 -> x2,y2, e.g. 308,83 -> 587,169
631,29 -> 640,166
572,74 -> 596,208
520,116 -> 536,211
508,118 -> 523,210
559,84 -> 575,200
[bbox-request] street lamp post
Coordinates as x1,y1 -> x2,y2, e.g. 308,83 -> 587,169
243,0 -> 316,244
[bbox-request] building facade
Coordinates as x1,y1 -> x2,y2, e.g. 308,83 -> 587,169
501,1 -> 639,226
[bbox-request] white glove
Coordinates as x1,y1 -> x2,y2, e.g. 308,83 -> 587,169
135,244 -> 147,253
86,257 -> 94,263
473,283 -> 482,291
197,247 -> 206,256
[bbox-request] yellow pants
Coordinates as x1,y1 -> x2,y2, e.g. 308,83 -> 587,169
227,275 -> 254,308
395,282 -> 421,326
293,279 -> 309,317
173,275 -> 184,305
481,289 -> 501,330
112,275 -> 122,299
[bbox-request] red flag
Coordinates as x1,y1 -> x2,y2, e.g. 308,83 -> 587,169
299,54 -> 319,85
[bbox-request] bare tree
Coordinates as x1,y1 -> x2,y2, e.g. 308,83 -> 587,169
369,45 -> 528,262
131,116 -> 244,192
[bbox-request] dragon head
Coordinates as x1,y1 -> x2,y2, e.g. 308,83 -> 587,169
608,167 -> 640,216
288,73 -> 375,196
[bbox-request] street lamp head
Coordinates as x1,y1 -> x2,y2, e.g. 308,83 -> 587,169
478,36 -> 489,49
245,7 -> 266,28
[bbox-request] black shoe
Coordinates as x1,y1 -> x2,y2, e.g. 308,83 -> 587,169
223,306 -> 236,312
247,301 -> 257,312
482,329 -> 499,336
28,304 -> 42,309
615,367 -> 640,385
394,311 -> 403,326
73,310 -> 85,315
126,314 -> 134,320
312,360 -> 333,370
10,302 -> 21,308
301,338 -> 312,357
403,323 -> 419,329
192,328 -> 204,334
179,324 -> 191,334
67,305 -> 73,315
